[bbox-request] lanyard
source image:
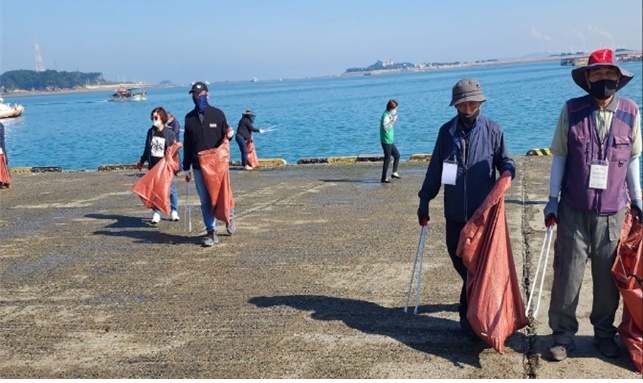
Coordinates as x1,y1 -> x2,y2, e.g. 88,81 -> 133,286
589,110 -> 613,162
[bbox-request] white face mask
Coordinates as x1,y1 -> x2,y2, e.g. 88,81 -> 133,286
153,120 -> 163,128
390,108 -> 397,116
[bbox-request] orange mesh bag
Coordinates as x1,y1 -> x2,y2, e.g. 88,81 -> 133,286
0,153 -> 11,186
246,139 -> 260,168
456,171 -> 529,353
197,140 -> 235,224
130,142 -> 182,215
612,210 -> 643,373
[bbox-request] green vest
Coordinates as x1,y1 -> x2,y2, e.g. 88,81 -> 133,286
380,111 -> 394,144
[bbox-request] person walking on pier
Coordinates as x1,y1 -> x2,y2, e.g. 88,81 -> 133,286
136,107 -> 179,224
183,82 -> 236,246
380,99 -> 401,183
543,48 -> 642,362
0,122 -> 10,188
416,78 -> 515,340
235,109 -> 264,170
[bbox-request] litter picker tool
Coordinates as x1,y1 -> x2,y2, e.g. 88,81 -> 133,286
525,216 -> 556,318
405,218 -> 428,314
184,180 -> 192,233
262,125 -> 278,133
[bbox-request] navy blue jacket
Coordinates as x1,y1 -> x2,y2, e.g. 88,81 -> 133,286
418,113 -> 515,223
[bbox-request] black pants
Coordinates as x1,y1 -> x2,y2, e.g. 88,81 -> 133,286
380,143 -> 400,181
446,218 -> 468,320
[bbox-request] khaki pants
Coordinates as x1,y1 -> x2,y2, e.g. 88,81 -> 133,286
548,201 -> 625,345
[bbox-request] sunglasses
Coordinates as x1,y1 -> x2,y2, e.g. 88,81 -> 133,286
151,116 -> 160,121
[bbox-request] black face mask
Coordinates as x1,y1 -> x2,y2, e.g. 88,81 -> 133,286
458,109 -> 480,127
588,79 -> 618,100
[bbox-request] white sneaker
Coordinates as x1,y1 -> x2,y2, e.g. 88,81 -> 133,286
151,212 -> 161,224
170,210 -> 180,222
244,165 -> 253,170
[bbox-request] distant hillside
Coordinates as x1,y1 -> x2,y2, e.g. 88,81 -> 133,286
345,59 -> 416,73
0,69 -> 108,92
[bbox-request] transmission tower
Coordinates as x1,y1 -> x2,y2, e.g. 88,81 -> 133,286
34,38 -> 45,72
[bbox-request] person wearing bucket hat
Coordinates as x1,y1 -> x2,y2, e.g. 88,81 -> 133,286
543,48 -> 642,362
417,78 -> 515,341
235,109 -> 264,170
183,81 -> 237,246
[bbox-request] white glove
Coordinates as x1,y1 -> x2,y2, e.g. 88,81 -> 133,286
259,129 -> 264,134
226,128 -> 234,139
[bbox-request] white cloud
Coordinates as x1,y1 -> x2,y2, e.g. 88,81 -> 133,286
530,27 -> 551,41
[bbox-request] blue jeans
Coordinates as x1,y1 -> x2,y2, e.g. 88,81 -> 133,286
235,133 -> 248,167
153,178 -> 178,215
193,169 -> 234,232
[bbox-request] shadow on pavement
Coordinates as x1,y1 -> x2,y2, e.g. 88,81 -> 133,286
249,294 -> 517,369
87,213 -> 196,244
85,213 -> 150,229
531,334 -> 638,372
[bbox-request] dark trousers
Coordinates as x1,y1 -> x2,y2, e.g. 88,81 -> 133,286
235,134 -> 248,167
446,218 -> 468,319
380,143 -> 400,181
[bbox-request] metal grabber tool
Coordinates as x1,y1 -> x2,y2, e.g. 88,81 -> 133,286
525,216 -> 556,318
184,180 -> 192,233
405,218 -> 429,314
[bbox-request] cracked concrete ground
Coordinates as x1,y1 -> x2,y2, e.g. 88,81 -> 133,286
0,157 -> 640,378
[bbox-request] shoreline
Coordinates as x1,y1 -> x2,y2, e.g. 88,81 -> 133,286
1,83 -> 182,98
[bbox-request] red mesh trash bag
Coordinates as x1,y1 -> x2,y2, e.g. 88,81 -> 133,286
0,153 -> 11,186
130,142 -> 182,215
456,171 -> 529,353
247,139 -> 260,168
197,140 -> 235,224
613,210 -> 643,373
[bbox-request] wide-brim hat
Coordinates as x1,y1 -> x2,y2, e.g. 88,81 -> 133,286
244,109 -> 255,116
449,78 -> 487,106
189,81 -> 208,94
571,48 -> 634,92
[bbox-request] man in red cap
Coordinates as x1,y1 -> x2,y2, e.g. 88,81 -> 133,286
543,48 -> 641,361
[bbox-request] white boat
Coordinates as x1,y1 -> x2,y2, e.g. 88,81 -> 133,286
109,88 -> 147,102
0,98 -> 25,119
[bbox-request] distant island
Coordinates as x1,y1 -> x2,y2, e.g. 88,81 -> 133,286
341,49 -> 642,77
0,69 -> 111,93
0,69 -> 172,96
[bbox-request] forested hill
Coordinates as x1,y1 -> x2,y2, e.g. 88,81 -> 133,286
0,69 -> 107,92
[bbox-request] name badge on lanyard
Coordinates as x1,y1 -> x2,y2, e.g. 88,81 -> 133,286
441,161 -> 458,185
588,160 -> 609,190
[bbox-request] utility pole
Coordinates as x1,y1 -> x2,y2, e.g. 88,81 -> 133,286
34,37 -> 45,72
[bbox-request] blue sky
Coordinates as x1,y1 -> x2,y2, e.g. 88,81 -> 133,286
1,0 -> 641,83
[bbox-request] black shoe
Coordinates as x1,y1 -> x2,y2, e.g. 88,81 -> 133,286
593,336 -> 621,358
381,179 -> 391,183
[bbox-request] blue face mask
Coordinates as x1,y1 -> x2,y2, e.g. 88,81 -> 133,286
193,95 -> 208,112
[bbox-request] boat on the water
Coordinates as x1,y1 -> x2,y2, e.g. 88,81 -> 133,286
109,88 -> 147,102
0,98 -> 25,119
560,57 -> 589,66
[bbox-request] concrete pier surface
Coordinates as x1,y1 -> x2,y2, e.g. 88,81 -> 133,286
0,157 -> 640,378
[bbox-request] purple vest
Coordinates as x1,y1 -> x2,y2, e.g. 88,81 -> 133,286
561,95 -> 638,214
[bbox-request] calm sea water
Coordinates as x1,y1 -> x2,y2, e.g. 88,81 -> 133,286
2,61 -> 642,171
